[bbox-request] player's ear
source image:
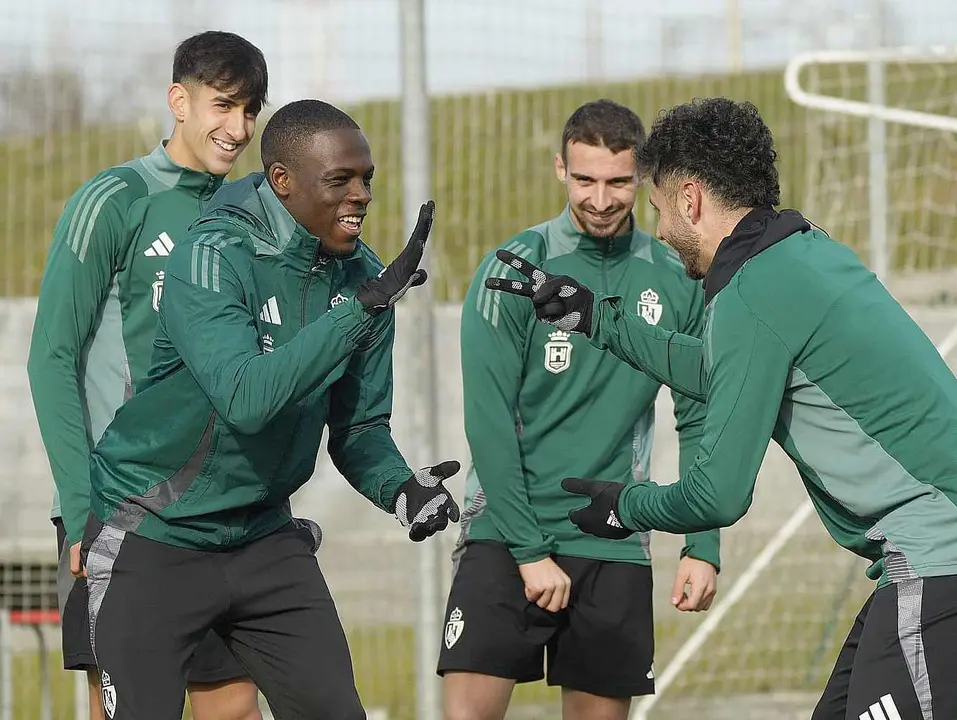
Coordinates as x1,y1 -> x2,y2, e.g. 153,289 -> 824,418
554,153 -> 567,183
167,83 -> 189,124
268,162 -> 292,200
682,180 -> 703,225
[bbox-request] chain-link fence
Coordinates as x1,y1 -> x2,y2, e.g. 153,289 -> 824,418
3,1 -> 957,719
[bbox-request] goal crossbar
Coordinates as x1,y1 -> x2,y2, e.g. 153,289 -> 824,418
784,46 -> 957,132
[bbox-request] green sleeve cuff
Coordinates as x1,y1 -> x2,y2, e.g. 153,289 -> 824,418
380,469 -> 413,513
507,538 -> 555,565
681,532 -> 721,572
326,298 -> 377,347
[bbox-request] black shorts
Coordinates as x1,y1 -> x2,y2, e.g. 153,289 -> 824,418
55,517 -> 247,683
812,575 -> 957,720
81,516 -> 362,720
436,541 -> 655,698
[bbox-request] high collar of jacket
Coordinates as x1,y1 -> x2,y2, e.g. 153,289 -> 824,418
702,207 -> 811,304
553,205 -> 643,260
197,172 -> 364,270
143,141 -> 224,194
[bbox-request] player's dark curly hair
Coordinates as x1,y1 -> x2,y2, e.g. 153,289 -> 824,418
260,100 -> 360,171
561,99 -> 646,162
638,98 -> 780,209
173,31 -> 268,116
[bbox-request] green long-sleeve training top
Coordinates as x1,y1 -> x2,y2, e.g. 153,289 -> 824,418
459,207 -> 720,568
590,207 -> 957,587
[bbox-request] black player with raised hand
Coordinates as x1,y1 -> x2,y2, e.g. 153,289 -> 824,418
78,100 -> 460,720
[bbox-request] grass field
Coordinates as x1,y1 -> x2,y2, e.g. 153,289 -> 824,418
4,61 -> 957,299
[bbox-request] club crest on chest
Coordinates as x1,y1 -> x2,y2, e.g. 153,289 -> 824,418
544,329 -> 573,374
638,288 -> 663,326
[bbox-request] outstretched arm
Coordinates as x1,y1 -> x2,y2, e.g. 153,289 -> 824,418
485,249 -> 708,401
563,296 -> 791,537
161,201 -> 437,435
590,295 -> 708,402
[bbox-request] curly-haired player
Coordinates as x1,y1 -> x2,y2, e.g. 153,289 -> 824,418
486,97 -> 957,720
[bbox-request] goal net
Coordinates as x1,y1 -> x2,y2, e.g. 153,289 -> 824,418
785,46 -> 957,301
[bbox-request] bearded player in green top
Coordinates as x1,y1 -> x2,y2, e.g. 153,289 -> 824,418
28,30 -> 268,720
488,97 -> 957,720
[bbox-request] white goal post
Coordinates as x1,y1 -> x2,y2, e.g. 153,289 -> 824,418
783,45 -> 957,282
784,46 -> 957,132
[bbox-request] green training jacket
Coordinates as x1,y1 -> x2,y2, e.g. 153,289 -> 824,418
458,207 -> 720,568
28,142 -> 223,544
590,207 -> 957,586
89,172 -> 412,550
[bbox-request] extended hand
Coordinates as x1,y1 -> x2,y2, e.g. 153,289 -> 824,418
393,460 -> 461,541
560,478 -> 633,540
484,249 -> 595,335
356,200 -> 435,316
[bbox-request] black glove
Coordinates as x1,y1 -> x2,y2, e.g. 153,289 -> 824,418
356,200 -> 435,316
561,478 -> 634,540
484,249 -> 595,335
393,460 -> 462,541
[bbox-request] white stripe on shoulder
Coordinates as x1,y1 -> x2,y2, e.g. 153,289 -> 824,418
68,176 -> 124,256
488,242 -> 535,326
76,177 -> 129,262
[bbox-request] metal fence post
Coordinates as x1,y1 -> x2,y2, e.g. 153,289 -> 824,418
399,1 -> 442,719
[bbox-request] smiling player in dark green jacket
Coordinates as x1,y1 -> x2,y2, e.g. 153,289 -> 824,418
487,97 -> 957,720
80,100 -> 460,720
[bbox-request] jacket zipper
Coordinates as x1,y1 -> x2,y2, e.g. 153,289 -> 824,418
198,176 -> 217,213
601,240 -> 610,294
301,243 -> 323,328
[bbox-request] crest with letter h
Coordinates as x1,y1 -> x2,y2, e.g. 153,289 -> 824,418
544,329 -> 573,375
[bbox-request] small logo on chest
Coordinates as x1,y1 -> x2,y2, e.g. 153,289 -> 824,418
544,330 -> 573,374
151,271 -> 164,312
144,232 -> 175,257
330,293 -> 350,308
259,296 -> 283,325
638,288 -> 663,326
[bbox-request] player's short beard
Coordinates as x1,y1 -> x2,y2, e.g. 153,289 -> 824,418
665,218 -> 706,280
571,204 -> 630,239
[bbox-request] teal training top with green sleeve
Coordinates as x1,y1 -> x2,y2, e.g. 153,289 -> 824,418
588,207 -> 957,587
27,142 -> 223,544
